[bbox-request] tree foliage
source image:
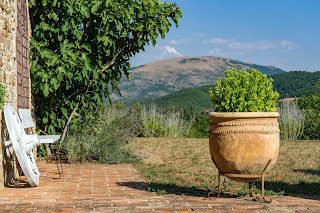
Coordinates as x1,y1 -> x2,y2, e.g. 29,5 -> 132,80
298,82 -> 320,140
209,69 -> 279,112
141,85 -> 212,113
29,0 -> 182,133
272,71 -> 320,98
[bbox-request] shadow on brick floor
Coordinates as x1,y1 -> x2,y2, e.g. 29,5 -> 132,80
6,178 -> 31,188
293,169 -> 320,176
118,180 -> 320,201
117,181 -> 239,198
261,181 -> 320,201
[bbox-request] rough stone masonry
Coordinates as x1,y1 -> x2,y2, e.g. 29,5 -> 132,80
0,0 -> 31,189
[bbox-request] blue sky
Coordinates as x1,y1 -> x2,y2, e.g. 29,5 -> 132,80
131,0 -> 320,71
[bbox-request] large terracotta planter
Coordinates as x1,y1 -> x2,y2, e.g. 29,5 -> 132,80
209,112 -> 280,182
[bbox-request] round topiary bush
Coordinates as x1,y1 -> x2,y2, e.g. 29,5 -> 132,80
209,68 -> 279,112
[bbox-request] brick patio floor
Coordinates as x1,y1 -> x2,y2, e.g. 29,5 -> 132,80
0,161 -> 319,212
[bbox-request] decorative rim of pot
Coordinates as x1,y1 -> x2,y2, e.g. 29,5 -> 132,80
209,112 -> 279,119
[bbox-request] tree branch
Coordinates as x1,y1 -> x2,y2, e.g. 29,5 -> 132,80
59,105 -> 78,144
101,46 -> 126,73
66,88 -> 87,100
62,44 -> 129,105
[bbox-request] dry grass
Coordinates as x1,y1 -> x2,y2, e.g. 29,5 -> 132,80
129,138 -> 320,197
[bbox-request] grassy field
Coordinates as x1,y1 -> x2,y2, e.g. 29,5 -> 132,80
129,138 -> 320,197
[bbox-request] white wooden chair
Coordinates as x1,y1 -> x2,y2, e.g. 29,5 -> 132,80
4,103 -> 60,186
19,108 -> 63,178
18,108 -> 60,143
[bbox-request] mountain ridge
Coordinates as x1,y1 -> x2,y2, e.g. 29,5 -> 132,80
117,56 -> 285,101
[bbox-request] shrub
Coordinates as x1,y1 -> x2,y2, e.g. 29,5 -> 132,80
186,114 -> 209,138
63,105 -> 142,163
209,68 -> 279,112
278,99 -> 305,140
140,104 -> 192,138
298,94 -> 320,140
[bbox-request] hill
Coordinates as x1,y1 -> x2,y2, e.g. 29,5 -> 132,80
272,71 -> 320,98
141,85 -> 212,113
139,71 -> 320,113
116,56 -> 284,101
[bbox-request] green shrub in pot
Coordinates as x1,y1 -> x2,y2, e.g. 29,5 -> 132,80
209,68 -> 279,112
208,68 -> 281,183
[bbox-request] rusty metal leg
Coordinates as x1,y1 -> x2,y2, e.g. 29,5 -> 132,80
56,160 -> 61,177
249,182 -> 256,197
58,152 -> 63,176
208,171 -> 221,199
254,160 -> 272,203
59,155 -> 64,174
55,152 -> 63,178
216,172 -> 221,198
261,160 -> 271,196
261,174 -> 265,196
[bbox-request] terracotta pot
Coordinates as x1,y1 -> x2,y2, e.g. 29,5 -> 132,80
209,112 -> 280,182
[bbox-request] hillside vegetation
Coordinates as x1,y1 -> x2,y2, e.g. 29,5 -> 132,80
117,56 -> 284,101
272,71 -> 320,98
141,85 -> 212,113
138,71 -> 320,114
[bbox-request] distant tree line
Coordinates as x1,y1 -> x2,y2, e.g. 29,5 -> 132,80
272,71 -> 320,98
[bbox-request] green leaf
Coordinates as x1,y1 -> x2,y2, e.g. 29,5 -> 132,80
42,0 -> 48,6
91,1 -> 102,14
74,29 -> 82,40
51,78 -> 60,90
150,34 -> 157,46
43,84 -> 49,97
61,107 -> 68,118
52,0 -> 58,6
61,23 -> 68,32
80,6 -> 90,18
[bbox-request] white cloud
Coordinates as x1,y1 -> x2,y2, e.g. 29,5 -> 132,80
280,40 -> 299,50
192,33 -> 206,38
168,38 -> 192,46
156,45 -> 182,56
209,48 -> 223,55
208,48 -> 244,58
168,40 -> 178,45
130,45 -> 182,66
204,37 -> 299,51
229,40 -> 299,51
229,41 -> 278,50
203,38 -> 235,45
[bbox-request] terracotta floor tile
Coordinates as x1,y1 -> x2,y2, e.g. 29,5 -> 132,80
0,161 -> 318,212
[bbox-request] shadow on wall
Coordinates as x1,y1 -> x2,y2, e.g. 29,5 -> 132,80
1,117 -> 19,188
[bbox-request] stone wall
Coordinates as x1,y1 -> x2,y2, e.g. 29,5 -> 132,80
0,1 -> 18,102
0,0 -> 19,189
